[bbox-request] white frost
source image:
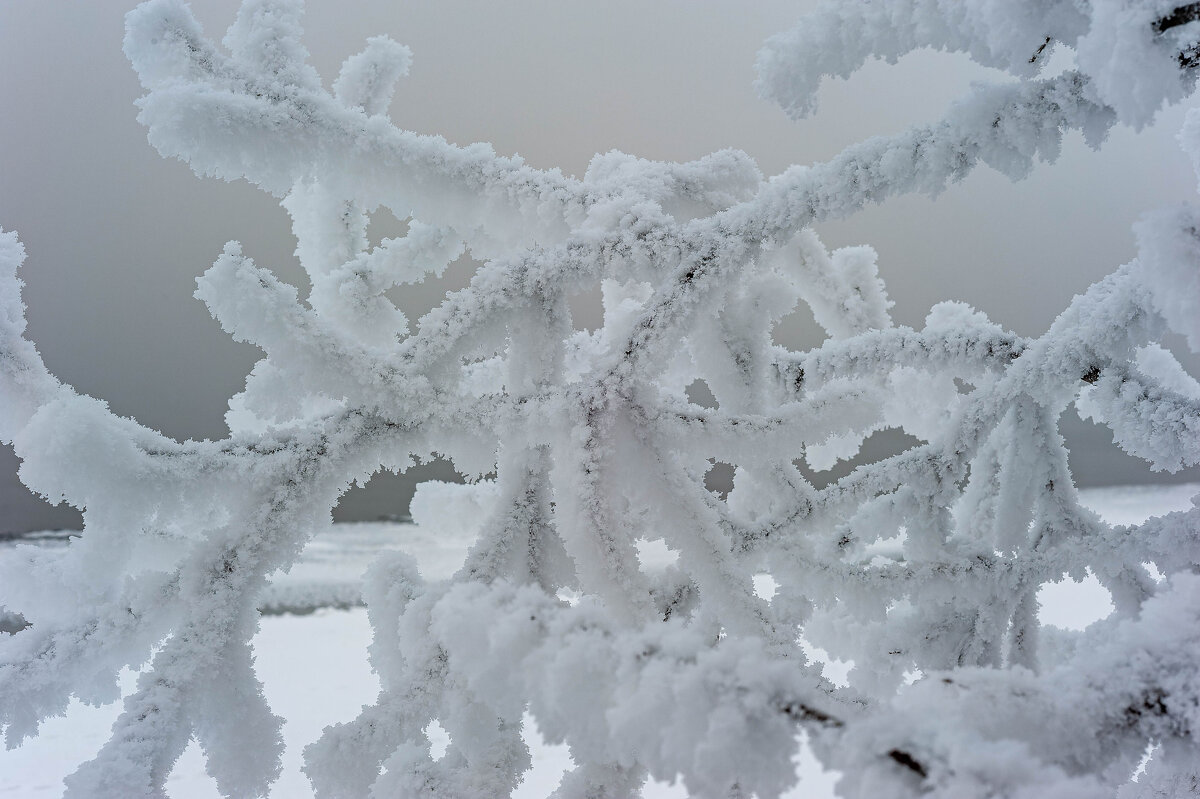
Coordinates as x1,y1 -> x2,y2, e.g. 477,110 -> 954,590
1,1 -> 1199,797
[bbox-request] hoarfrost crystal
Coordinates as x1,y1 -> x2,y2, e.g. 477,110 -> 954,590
2,1 -> 1200,796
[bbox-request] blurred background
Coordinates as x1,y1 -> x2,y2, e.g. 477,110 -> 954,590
1,1 -> 1197,533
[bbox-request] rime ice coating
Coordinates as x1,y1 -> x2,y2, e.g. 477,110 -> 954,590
756,0 -> 1199,129
2,0 -> 1200,797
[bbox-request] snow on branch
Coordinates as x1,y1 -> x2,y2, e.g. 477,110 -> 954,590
1,0 -> 1199,796
757,0 -> 1200,128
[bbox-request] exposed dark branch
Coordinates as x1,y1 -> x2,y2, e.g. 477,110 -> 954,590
780,701 -> 844,728
887,749 -> 928,779
1179,44 -> 1200,70
1030,37 -> 1052,65
1153,4 -> 1200,68
1154,3 -> 1200,35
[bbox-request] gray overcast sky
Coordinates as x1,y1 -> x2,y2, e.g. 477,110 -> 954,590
1,1 -> 1197,532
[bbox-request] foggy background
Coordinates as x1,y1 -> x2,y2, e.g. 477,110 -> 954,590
1,1 -> 1197,534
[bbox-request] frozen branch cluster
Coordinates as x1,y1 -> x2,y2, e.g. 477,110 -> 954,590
2,0 -> 1200,796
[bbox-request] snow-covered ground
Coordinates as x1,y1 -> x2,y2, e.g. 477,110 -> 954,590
1,482 -> 1195,798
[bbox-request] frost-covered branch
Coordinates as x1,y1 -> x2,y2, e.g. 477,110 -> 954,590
2,0 -> 1199,797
